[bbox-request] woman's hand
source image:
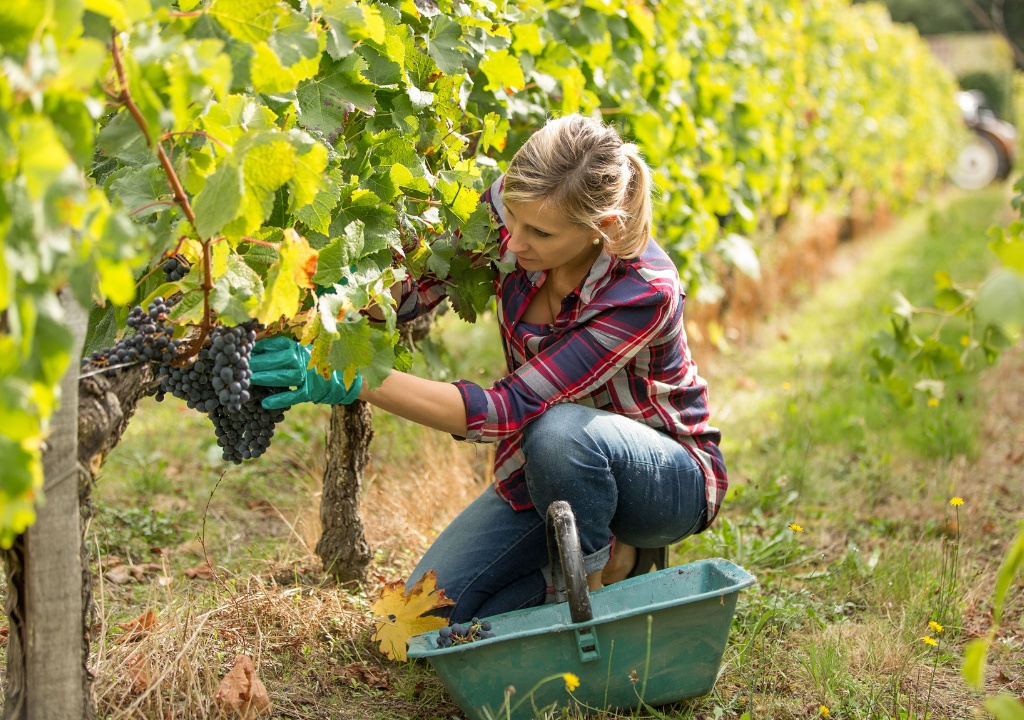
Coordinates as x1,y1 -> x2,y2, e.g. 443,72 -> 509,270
249,336 -> 362,410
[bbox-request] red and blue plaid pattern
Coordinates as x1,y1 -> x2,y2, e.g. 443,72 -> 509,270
397,177 -> 727,531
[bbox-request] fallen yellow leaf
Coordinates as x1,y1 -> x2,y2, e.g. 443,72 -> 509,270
370,570 -> 454,662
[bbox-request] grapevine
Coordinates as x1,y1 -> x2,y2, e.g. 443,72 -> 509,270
82,304 -> 286,465
81,299 -> 180,374
0,0 -> 964,546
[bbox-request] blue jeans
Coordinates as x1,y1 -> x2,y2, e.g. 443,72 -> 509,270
407,404 -> 708,622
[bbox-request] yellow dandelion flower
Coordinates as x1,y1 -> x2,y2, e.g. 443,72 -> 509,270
563,673 -> 580,692
960,335 -> 970,346
929,621 -> 944,633
921,636 -> 937,646
927,398 -> 940,407
950,497 -> 963,507
782,382 -> 792,391
820,705 -> 831,718
789,523 -> 804,533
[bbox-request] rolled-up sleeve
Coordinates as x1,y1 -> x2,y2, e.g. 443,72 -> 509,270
453,292 -> 671,442
395,273 -> 450,323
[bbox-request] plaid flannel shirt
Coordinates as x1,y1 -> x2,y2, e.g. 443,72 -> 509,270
397,176 -> 727,531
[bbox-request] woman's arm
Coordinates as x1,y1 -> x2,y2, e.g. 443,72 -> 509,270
359,370 -> 468,438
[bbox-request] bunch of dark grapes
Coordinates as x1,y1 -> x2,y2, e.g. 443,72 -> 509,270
436,618 -> 495,648
85,295 -> 286,464
208,386 -> 284,463
81,298 -> 179,371
154,321 -> 280,464
162,255 -> 189,282
209,324 -> 256,413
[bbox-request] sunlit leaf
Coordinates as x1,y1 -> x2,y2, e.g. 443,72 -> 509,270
255,229 -> 318,325
478,49 -> 524,94
370,570 -> 454,662
208,0 -> 282,44
192,160 -> 244,240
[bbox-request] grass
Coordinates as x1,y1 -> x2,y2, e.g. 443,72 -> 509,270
2,186 -> 1021,719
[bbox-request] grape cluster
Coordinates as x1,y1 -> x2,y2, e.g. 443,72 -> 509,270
436,618 -> 495,649
162,256 -> 189,282
208,386 -> 284,463
85,301 -> 287,465
209,324 -> 256,413
154,321 -> 280,464
81,298 -> 180,371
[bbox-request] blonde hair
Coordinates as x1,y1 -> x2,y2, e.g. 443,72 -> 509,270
502,114 -> 653,259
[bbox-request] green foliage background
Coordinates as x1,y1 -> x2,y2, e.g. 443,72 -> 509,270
0,0 -> 962,545
862,0 -> 1024,52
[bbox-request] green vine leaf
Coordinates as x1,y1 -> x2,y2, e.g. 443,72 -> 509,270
426,15 -> 467,76
478,48 -> 525,94
192,160 -> 244,240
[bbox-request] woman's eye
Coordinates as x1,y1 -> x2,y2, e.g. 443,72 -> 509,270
533,229 -> 550,238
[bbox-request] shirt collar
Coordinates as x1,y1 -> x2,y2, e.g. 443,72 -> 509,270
579,250 -> 618,304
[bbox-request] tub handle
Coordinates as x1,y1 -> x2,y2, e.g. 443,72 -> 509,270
545,501 -> 593,625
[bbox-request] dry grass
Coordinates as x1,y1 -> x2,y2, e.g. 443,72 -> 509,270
85,418 -> 491,719
92,575 -> 369,719
360,433 -> 492,574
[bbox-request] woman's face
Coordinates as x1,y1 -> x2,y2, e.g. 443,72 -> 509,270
503,198 -> 602,276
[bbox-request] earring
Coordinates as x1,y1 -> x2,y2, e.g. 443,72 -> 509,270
592,237 -> 601,246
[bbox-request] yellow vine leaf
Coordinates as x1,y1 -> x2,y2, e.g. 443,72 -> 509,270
370,570 -> 454,662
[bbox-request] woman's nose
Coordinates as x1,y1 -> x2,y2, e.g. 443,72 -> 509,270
506,228 -> 527,253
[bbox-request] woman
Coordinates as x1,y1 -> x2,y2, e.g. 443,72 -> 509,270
251,114 -> 727,622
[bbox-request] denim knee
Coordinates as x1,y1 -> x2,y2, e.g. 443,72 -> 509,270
521,404 -> 604,493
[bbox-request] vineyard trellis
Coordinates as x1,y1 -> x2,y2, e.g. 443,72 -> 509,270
0,0 -> 963,714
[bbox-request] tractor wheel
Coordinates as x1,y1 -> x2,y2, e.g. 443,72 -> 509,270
952,133 -> 1004,189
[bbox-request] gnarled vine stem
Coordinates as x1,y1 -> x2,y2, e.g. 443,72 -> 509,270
109,29 -> 213,356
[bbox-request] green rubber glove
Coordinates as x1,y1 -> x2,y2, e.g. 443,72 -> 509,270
249,336 -> 362,410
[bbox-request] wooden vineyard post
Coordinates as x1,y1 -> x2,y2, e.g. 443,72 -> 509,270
2,290 -> 93,720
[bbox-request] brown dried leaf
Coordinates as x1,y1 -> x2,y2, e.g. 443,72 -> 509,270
117,609 -> 159,643
338,661 -> 391,690
213,654 -> 272,718
105,565 -> 134,585
126,653 -> 153,694
184,560 -> 216,581
246,499 -> 278,518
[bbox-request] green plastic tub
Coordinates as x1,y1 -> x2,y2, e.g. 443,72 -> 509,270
408,506 -> 755,720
